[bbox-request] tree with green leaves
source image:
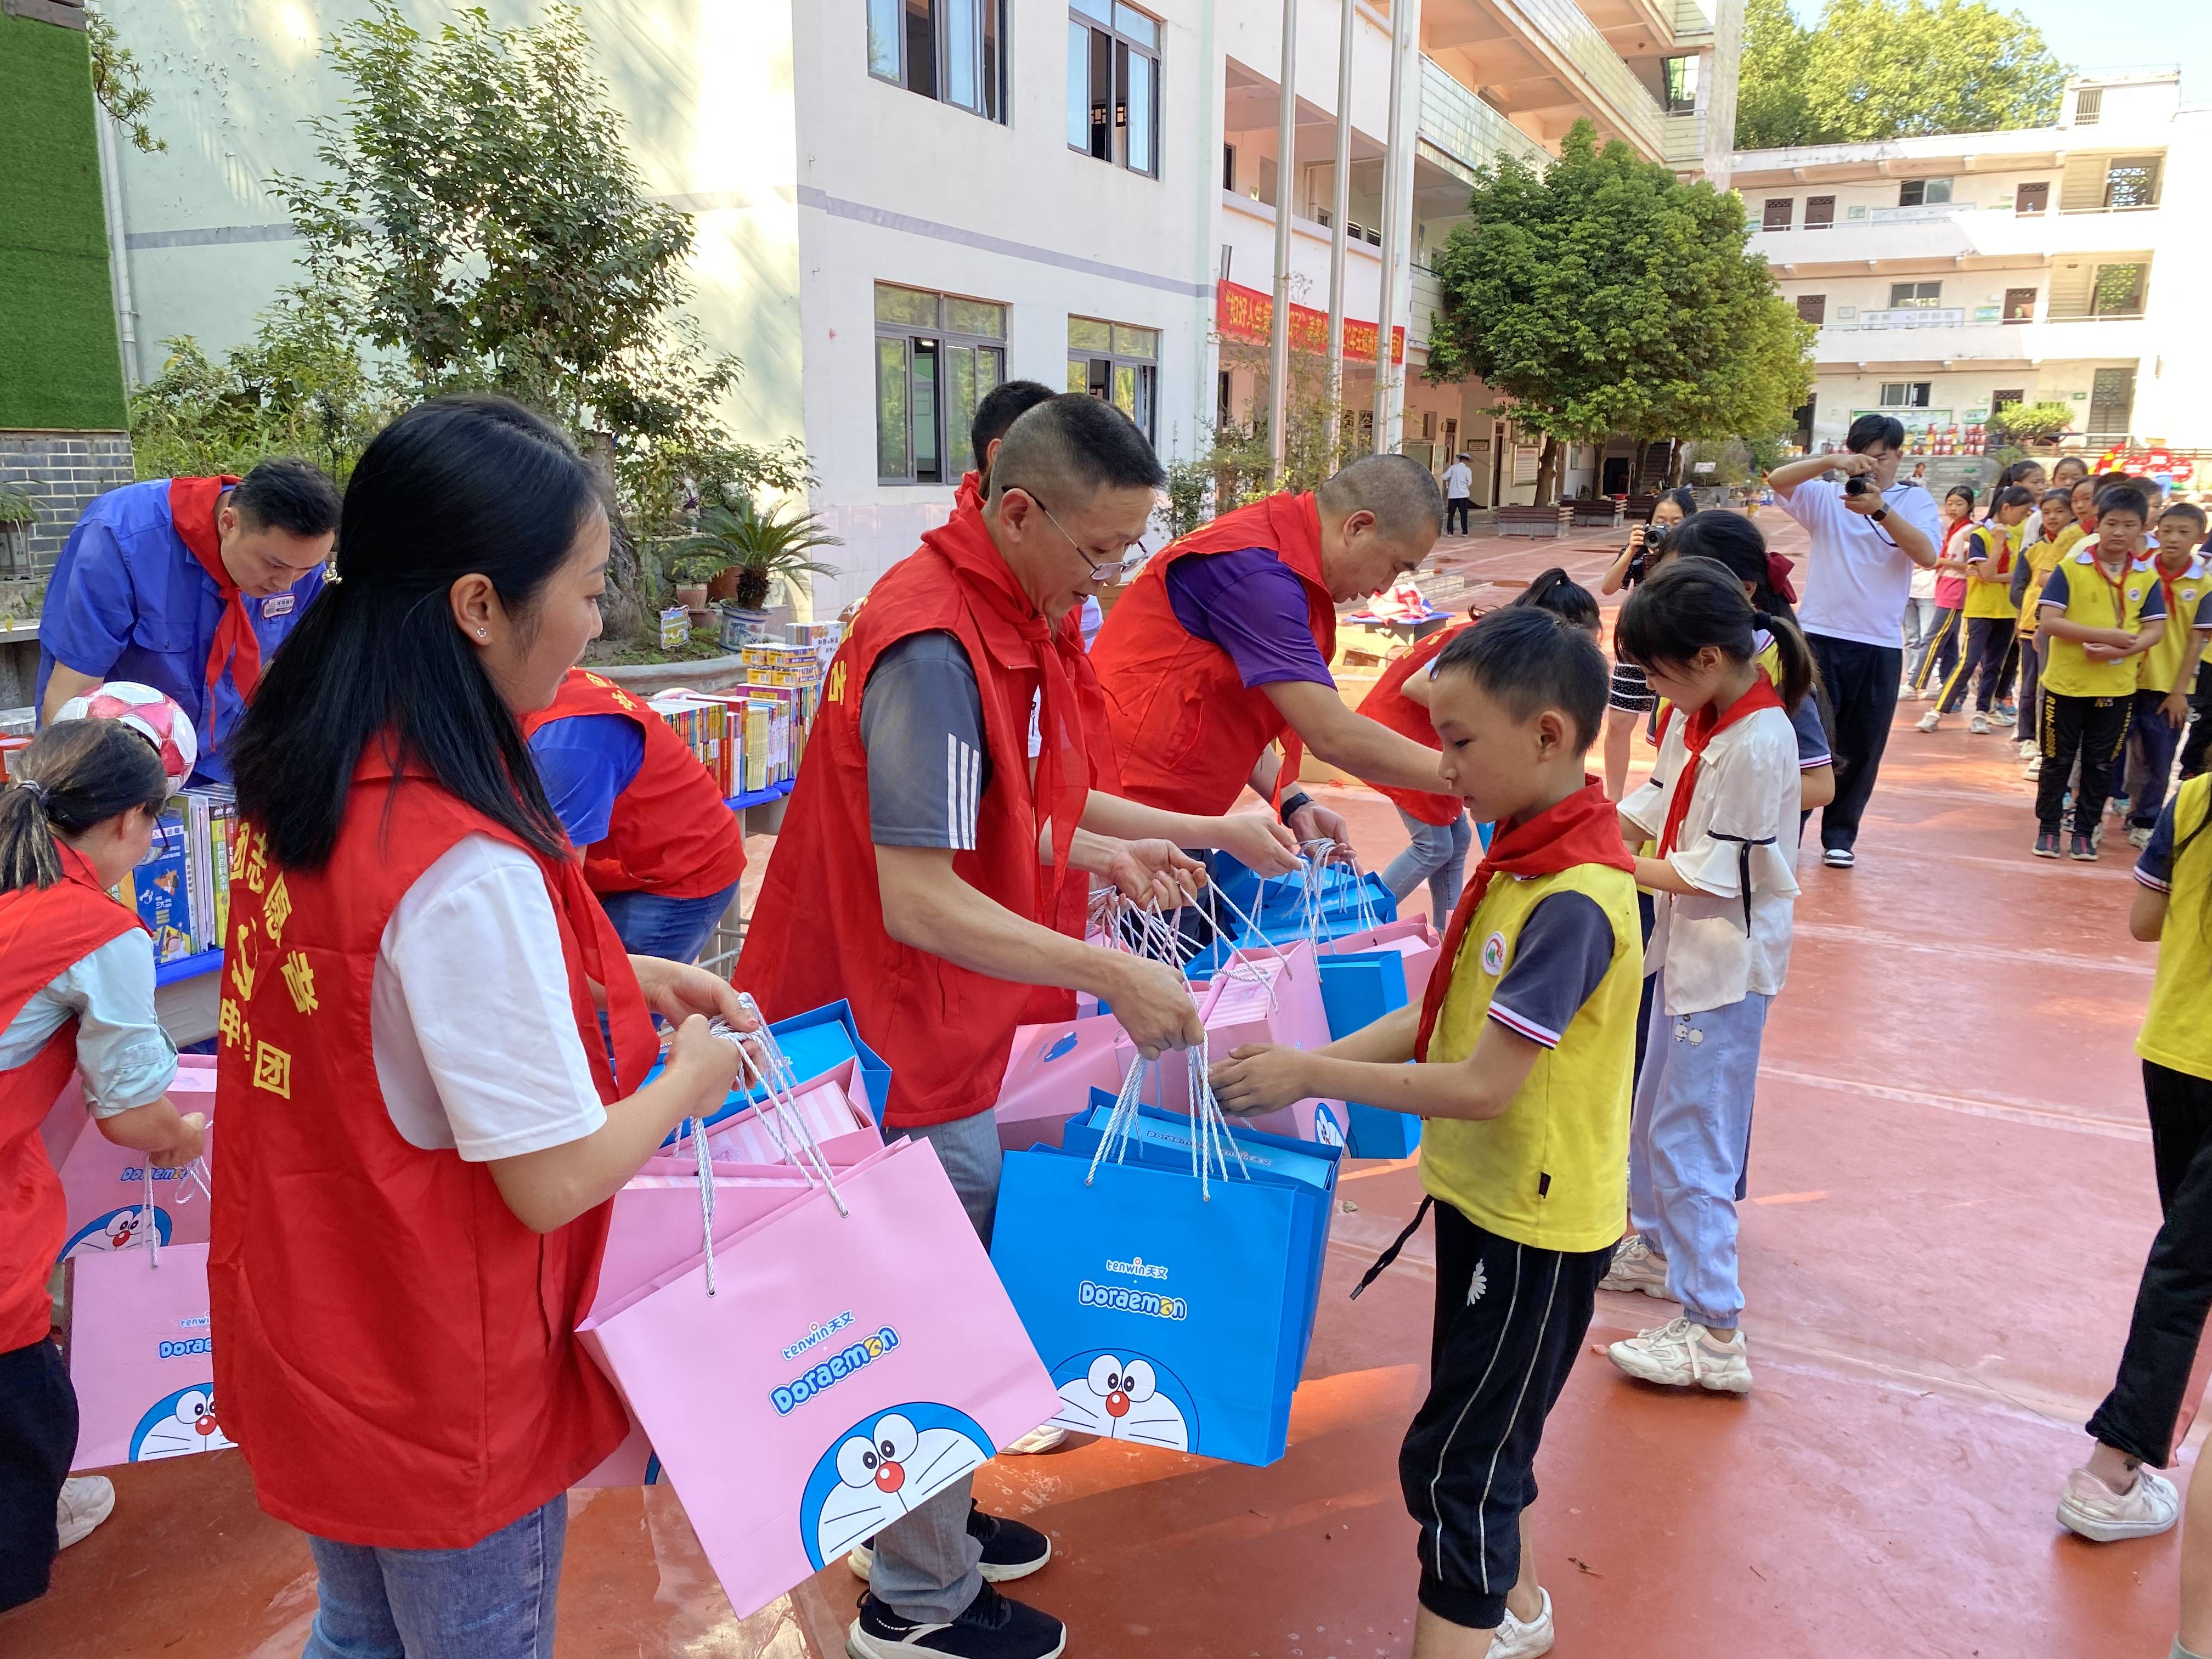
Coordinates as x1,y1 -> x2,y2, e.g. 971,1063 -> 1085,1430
272,2 -> 796,640
85,6 -> 164,154
1736,0 -> 2068,149
1424,122 -> 1813,503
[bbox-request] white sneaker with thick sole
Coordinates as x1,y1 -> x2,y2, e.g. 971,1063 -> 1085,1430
1822,847 -> 1855,868
1970,714 -> 1991,734
2023,755 -> 2042,780
2130,826 -> 2154,849
2057,1465 -> 2180,1542
1916,710 -> 1942,732
1599,1234 -> 1673,1300
1607,1318 -> 1753,1393
2018,739 -> 2039,761
1486,1587 -> 1555,1658
57,1476 -> 115,1549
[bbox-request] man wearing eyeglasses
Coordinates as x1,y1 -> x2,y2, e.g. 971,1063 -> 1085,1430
738,393 -> 1299,1659
1091,452 -> 1454,849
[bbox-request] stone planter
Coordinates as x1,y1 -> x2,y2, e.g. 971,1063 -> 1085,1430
672,582 -> 708,611
1494,504 -> 1575,539
706,567 -> 741,603
596,653 -> 756,697
1566,499 -> 1623,529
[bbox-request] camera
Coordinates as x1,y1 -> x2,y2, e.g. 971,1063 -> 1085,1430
1642,521 -> 1676,554
1843,473 -> 1880,498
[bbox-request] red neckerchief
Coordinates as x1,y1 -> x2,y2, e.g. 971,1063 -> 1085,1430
1765,552 -> 1797,604
1972,523 -> 2012,579
1414,778 -> 1633,1061
2086,548 -> 2132,623
168,476 -> 256,701
917,505 -> 1092,909
955,471 -> 984,515
2154,552 -> 2193,627
1656,674 -> 1786,860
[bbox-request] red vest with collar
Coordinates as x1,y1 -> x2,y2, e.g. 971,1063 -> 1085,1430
208,746 -> 656,1548
737,517 -> 1102,1128
1357,620 -> 1474,826
0,846 -> 142,1351
1090,492 -> 1336,816
522,668 -> 747,900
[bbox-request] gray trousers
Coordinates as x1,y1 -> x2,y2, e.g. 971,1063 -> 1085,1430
868,1105 -> 1004,1623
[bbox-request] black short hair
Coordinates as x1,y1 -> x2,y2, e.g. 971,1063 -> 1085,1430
987,393 -> 1165,506
229,458 -> 342,538
1990,485 -> 2036,514
2161,501 -> 2209,539
1432,605 -> 1609,752
2095,483 -> 2151,523
1846,414 -> 1906,453
1652,487 -> 1698,523
971,380 -> 1058,469
2041,488 -> 2075,510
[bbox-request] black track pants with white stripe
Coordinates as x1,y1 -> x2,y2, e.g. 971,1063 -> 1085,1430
1399,1201 -> 1613,1630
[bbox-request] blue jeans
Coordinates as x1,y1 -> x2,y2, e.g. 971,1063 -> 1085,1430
1626,973 -> 1771,1331
1380,809 -> 1473,927
595,882 -> 739,964
302,1495 -> 566,1659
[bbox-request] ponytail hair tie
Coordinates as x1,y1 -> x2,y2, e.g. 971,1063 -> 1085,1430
15,777 -> 49,810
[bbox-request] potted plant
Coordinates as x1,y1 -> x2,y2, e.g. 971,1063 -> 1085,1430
659,548 -> 725,614
670,495 -> 842,642
0,489 -> 36,582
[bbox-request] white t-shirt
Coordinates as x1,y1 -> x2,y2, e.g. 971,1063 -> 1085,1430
1442,462 -> 1474,499
373,834 -> 607,1160
1780,477 -> 1946,648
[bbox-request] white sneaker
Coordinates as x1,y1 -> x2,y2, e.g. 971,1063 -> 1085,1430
57,1476 -> 115,1549
1994,708 -> 2018,727
1599,1234 -> 1674,1300
2056,1464 -> 2180,1542
1822,847 -> 1855,868
1970,713 -> 1990,735
2130,826 -> 2154,849
1002,1423 -> 1068,1455
2023,755 -> 2042,780
1916,710 -> 1942,732
2018,740 -> 2039,760
1487,1586 -> 1555,1658
1607,1317 -> 1753,1393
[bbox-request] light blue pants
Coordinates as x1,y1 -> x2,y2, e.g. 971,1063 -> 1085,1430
1380,809 -> 1474,927
302,1494 -> 565,1659
1626,973 -> 1771,1331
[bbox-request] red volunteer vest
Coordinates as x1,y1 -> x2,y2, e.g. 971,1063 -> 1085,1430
1357,621 -> 1473,826
0,847 -> 142,1352
521,668 -> 747,900
1091,492 -> 1337,816
738,516 -> 1102,1128
209,746 -> 656,1548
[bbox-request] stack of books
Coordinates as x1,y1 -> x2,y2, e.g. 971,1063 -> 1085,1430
116,788 -> 239,964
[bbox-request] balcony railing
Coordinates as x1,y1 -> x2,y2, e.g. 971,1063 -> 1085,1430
1495,0 -> 1668,154
1751,199 -> 2162,233
1673,0 -> 1715,37
1419,58 -> 1553,177
1665,110 -> 1704,167
1831,307 -> 1967,329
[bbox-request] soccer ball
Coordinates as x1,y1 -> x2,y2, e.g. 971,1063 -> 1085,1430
54,681 -> 198,789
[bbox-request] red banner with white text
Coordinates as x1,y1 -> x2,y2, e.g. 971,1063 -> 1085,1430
1215,281 -> 1405,366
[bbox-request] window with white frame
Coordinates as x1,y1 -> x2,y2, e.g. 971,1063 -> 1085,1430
868,0 -> 1005,122
1898,178 -> 1952,207
875,284 -> 1007,486
1069,2 -> 1160,178
1068,317 -> 1158,441
1889,280 -> 1943,309
1878,382 -> 1933,408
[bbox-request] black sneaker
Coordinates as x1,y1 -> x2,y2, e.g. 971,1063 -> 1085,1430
847,1584 -> 1066,1659
2070,832 -> 2098,861
2033,831 -> 2062,859
848,1503 -> 1052,1584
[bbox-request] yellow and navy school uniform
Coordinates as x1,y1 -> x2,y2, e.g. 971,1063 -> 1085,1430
1940,522 -> 2025,714
2137,556 -> 2212,698
2017,525 -> 2084,638
2135,774 -> 2212,1084
1397,861 -> 1643,1633
2033,548 -> 2166,836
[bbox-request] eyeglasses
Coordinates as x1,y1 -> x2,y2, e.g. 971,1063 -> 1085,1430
1000,485 -> 1148,585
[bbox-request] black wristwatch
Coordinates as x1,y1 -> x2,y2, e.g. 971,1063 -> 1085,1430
1278,790 -> 1314,827
1870,506 -> 1890,523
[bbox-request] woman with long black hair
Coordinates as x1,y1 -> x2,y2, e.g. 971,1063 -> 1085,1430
211,397 -> 747,1658
1597,487 -> 1697,798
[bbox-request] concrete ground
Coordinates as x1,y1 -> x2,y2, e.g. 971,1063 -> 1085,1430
5,513 -> 2186,1658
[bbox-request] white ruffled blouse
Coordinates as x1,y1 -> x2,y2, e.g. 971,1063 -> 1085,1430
1620,704 -> 1802,1016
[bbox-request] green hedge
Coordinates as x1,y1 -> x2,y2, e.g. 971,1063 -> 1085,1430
0,15 -> 127,431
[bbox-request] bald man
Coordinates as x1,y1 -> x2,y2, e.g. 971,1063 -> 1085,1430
1091,454 -> 1452,847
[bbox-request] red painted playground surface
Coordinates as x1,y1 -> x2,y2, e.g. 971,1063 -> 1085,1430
4,514 -> 2182,1659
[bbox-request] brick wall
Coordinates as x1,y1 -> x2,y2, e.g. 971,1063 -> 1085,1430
0,430 -> 134,571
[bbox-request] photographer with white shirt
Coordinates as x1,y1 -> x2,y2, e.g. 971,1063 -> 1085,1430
1765,415 -> 1940,868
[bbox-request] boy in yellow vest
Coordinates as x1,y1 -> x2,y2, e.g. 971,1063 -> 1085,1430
2012,488 -> 2083,776
1932,486 -> 2035,735
2123,502 -> 2212,848
1210,607 -> 1638,1659
2036,483 -> 2166,860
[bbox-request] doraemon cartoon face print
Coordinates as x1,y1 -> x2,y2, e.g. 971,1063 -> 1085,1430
60,1204 -> 169,1262
798,1404 -> 994,1568
130,1385 -> 233,1461
1050,1353 -> 1193,1451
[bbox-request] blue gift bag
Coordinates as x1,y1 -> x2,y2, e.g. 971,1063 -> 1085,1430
654,998 -> 894,1148
1316,953 -> 1425,1160
995,1095 -> 1338,1466
1204,853 -> 1398,950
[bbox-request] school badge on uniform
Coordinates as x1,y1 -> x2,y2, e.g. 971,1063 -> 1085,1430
1481,931 -> 1508,975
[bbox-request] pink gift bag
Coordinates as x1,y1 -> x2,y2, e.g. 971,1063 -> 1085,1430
55,1055 -> 216,1263
995,1016 -> 1125,1151
577,1136 -> 1060,1620
1324,917 -> 1444,998
1114,942 -> 1343,1143
704,1059 -> 881,1169
66,1242 -> 235,1471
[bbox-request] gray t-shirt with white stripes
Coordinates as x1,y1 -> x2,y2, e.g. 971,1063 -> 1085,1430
860,630 -> 991,851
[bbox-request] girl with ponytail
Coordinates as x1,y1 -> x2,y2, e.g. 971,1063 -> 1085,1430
1598,561 -> 1813,1397
0,718 -> 206,1610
